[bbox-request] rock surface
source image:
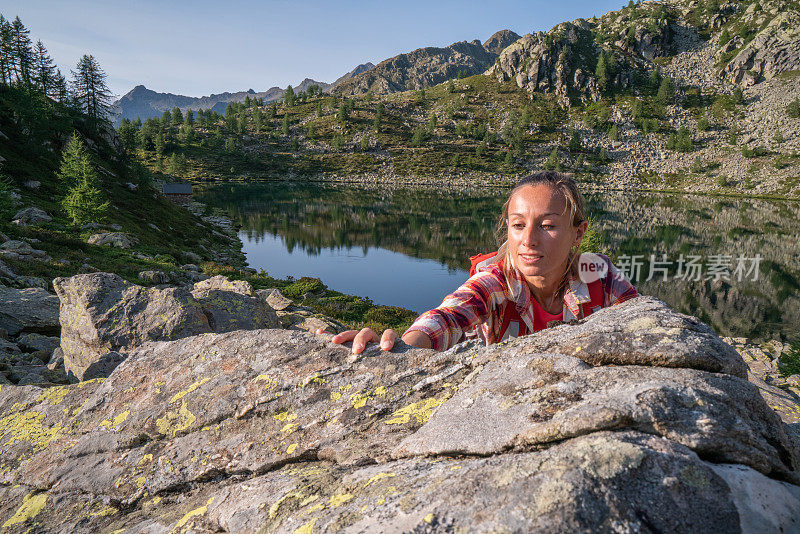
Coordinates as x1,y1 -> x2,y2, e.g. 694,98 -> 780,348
86,232 -> 138,249
0,295 -> 798,532
10,207 -> 51,227
335,30 -> 520,96
0,286 -> 60,337
53,273 -> 278,381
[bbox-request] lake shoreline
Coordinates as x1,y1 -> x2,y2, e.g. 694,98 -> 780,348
193,174 -> 800,202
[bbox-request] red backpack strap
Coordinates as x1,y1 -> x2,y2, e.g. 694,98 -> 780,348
581,279 -> 605,318
469,251 -> 498,277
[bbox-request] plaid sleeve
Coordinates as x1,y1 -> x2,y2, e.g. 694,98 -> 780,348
404,270 -> 505,351
605,258 -> 639,305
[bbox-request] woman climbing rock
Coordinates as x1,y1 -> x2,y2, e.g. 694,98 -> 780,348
322,171 -> 639,353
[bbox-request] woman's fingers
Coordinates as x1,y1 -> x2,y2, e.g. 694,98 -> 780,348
351,328 -> 379,354
330,328 -> 380,354
380,329 -> 397,351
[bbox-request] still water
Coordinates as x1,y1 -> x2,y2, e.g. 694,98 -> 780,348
198,181 -> 800,343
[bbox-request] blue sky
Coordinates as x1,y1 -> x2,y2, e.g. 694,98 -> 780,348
4,0 -> 629,99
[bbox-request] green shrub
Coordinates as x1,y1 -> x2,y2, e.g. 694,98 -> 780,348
716,174 -> 728,187
787,99 -> 800,119
154,254 -> 177,265
778,343 -> 800,377
364,306 -> 417,327
283,277 -> 326,299
697,115 -> 710,131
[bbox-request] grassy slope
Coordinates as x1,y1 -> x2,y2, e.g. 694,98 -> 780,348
0,85 -> 240,286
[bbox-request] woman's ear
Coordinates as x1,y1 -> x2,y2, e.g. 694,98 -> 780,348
574,220 -> 588,246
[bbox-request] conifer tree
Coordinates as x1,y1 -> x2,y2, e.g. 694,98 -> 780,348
282,114 -> 290,135
10,16 -> 33,87
185,109 -> 194,125
0,15 -> 12,85
33,40 -> 57,94
116,118 -> 139,153
656,76 -> 675,105
70,54 -> 113,129
57,133 -> 109,225
52,68 -> 68,102
172,107 -> 183,125
284,85 -> 295,107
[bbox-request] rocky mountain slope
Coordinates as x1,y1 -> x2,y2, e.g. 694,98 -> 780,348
112,78 -> 332,125
0,282 -> 799,531
484,0 -> 800,193
333,29 -> 521,96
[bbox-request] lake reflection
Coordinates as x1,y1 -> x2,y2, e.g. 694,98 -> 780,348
198,182 -> 800,343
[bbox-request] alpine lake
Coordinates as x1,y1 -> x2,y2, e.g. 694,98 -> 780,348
197,181 -> 800,343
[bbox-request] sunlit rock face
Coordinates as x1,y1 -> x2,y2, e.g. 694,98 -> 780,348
1,296 -> 799,532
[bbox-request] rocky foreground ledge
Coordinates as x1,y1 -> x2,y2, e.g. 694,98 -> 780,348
0,288 -> 799,532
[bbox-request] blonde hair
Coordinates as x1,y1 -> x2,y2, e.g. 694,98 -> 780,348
496,171 -> 587,297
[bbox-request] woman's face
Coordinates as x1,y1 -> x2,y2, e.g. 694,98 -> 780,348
506,184 -> 586,287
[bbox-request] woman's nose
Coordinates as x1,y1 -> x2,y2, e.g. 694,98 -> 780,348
522,227 -> 536,247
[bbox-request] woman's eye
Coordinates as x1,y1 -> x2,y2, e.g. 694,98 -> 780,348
541,224 -> 554,230
512,223 -> 524,229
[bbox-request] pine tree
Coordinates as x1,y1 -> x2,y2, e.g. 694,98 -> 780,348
608,123 -> 619,141
172,107 -> 184,125
33,40 -> 57,94
595,52 -> 609,93
337,103 -> 348,124
284,85 -> 295,107
544,147 -> 561,170
116,118 -> 139,153
51,68 -> 68,102
10,16 -> 33,87
568,130 -> 582,152
656,76 -> 675,105
185,109 -> 194,125
0,15 -> 12,85
70,55 -> 113,129
282,114 -> 290,135
57,134 -> 109,225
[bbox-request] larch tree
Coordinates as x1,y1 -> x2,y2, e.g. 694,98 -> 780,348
70,54 -> 113,129
57,133 -> 110,225
10,16 -> 33,87
33,40 -> 57,95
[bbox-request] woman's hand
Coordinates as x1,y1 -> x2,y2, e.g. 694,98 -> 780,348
316,327 -> 433,353
317,327 -> 397,354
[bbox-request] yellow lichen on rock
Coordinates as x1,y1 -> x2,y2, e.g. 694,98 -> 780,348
286,443 -> 299,454
293,518 -> 317,534
385,395 -> 451,425
327,493 -> 354,507
168,497 -> 214,534
255,374 -> 278,389
88,505 -> 118,517
274,410 -> 298,422
99,410 -> 129,430
139,453 -> 153,465
156,401 -> 197,437
36,385 -> 70,406
0,410 -> 64,451
2,492 -> 48,528
169,377 -> 211,403
269,491 -> 305,519
364,472 -> 396,486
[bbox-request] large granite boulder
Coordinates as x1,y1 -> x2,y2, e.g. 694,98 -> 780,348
52,273 -> 278,381
86,232 -> 137,249
11,207 -> 51,227
0,296 -> 798,532
0,286 -> 60,336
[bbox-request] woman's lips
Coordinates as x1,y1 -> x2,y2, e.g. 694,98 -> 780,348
518,253 -> 543,264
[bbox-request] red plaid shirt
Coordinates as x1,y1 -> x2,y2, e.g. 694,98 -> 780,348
405,253 -> 638,351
